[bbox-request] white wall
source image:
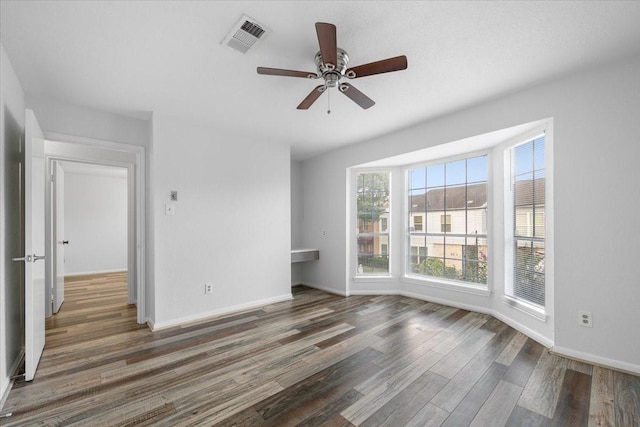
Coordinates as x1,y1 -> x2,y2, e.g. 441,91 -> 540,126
291,160 -> 303,286
25,94 -> 149,148
0,43 -> 26,405
150,113 -> 291,328
63,167 -> 128,275
301,55 -> 640,373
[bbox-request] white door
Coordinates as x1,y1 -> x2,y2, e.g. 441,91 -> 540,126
53,161 -> 65,313
16,109 -> 46,381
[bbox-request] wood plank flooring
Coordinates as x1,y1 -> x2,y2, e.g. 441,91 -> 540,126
2,273 -> 639,426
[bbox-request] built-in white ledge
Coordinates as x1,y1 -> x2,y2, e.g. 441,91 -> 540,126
291,248 -> 320,263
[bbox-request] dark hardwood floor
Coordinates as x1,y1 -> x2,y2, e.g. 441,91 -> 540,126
2,273 -> 639,426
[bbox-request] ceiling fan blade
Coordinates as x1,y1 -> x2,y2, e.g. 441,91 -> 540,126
257,67 -> 317,78
339,83 -> 375,109
345,55 -> 408,79
315,22 -> 337,69
297,85 -> 326,109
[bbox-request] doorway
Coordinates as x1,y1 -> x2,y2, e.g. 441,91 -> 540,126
50,161 -> 129,316
44,135 -> 146,325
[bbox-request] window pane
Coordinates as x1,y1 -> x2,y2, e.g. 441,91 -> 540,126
462,237 -> 487,284
514,173 -> 534,206
445,240 -> 462,262
467,208 -> 486,235
445,185 -> 466,210
409,235 -> 426,273
514,240 -> 545,306
416,257 -> 445,278
467,156 -> 488,183
409,168 -> 426,190
444,258 -> 459,279
467,182 -> 487,208
357,235 -> 389,275
514,142 -> 533,175
515,207 -> 533,237
446,159 -> 466,186
534,170 -> 545,205
427,163 -> 445,188
426,235 -> 445,258
409,190 -> 425,216
426,188 -> 444,213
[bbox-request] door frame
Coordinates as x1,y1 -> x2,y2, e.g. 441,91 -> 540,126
43,133 -> 146,324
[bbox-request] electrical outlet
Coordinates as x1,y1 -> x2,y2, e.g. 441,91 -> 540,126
204,283 -> 213,294
578,311 -> 593,328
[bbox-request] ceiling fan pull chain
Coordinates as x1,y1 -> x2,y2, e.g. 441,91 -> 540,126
327,87 -> 331,114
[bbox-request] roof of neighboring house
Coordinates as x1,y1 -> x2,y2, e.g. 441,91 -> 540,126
409,178 -> 544,211
514,178 -> 545,206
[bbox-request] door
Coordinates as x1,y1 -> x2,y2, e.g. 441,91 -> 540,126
53,161 -> 65,313
13,109 -> 46,381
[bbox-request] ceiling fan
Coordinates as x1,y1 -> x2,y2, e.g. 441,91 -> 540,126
257,22 -> 408,111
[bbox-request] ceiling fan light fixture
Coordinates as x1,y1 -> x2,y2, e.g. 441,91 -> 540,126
324,73 -> 340,88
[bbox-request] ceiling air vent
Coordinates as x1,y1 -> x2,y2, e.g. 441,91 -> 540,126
222,15 -> 271,54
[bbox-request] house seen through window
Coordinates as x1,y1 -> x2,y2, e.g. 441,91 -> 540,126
408,155 -> 488,284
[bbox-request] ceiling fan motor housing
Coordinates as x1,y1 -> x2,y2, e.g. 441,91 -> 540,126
314,48 -> 349,87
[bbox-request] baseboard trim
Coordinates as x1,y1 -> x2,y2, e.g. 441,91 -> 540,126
552,345 -> 640,376
491,310 -> 554,348
298,282 -> 348,297
150,293 -> 293,331
349,289 -> 400,296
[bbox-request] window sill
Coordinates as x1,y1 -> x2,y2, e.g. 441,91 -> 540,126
353,275 -> 393,283
403,275 -> 491,297
502,296 -> 547,322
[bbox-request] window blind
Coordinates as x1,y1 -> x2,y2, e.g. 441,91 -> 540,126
512,136 -> 545,307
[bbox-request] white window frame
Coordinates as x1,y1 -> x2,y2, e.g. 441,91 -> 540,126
352,169 -> 392,279
501,127 -> 553,321
404,150 -> 491,294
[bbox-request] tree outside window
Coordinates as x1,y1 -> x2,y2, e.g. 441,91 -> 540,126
356,172 -> 390,275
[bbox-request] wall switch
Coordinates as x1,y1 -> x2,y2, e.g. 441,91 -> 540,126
205,283 -> 213,294
170,191 -> 178,201
578,311 -> 593,328
165,204 -> 175,215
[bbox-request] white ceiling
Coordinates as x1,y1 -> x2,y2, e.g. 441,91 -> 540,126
2,1 -> 640,160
